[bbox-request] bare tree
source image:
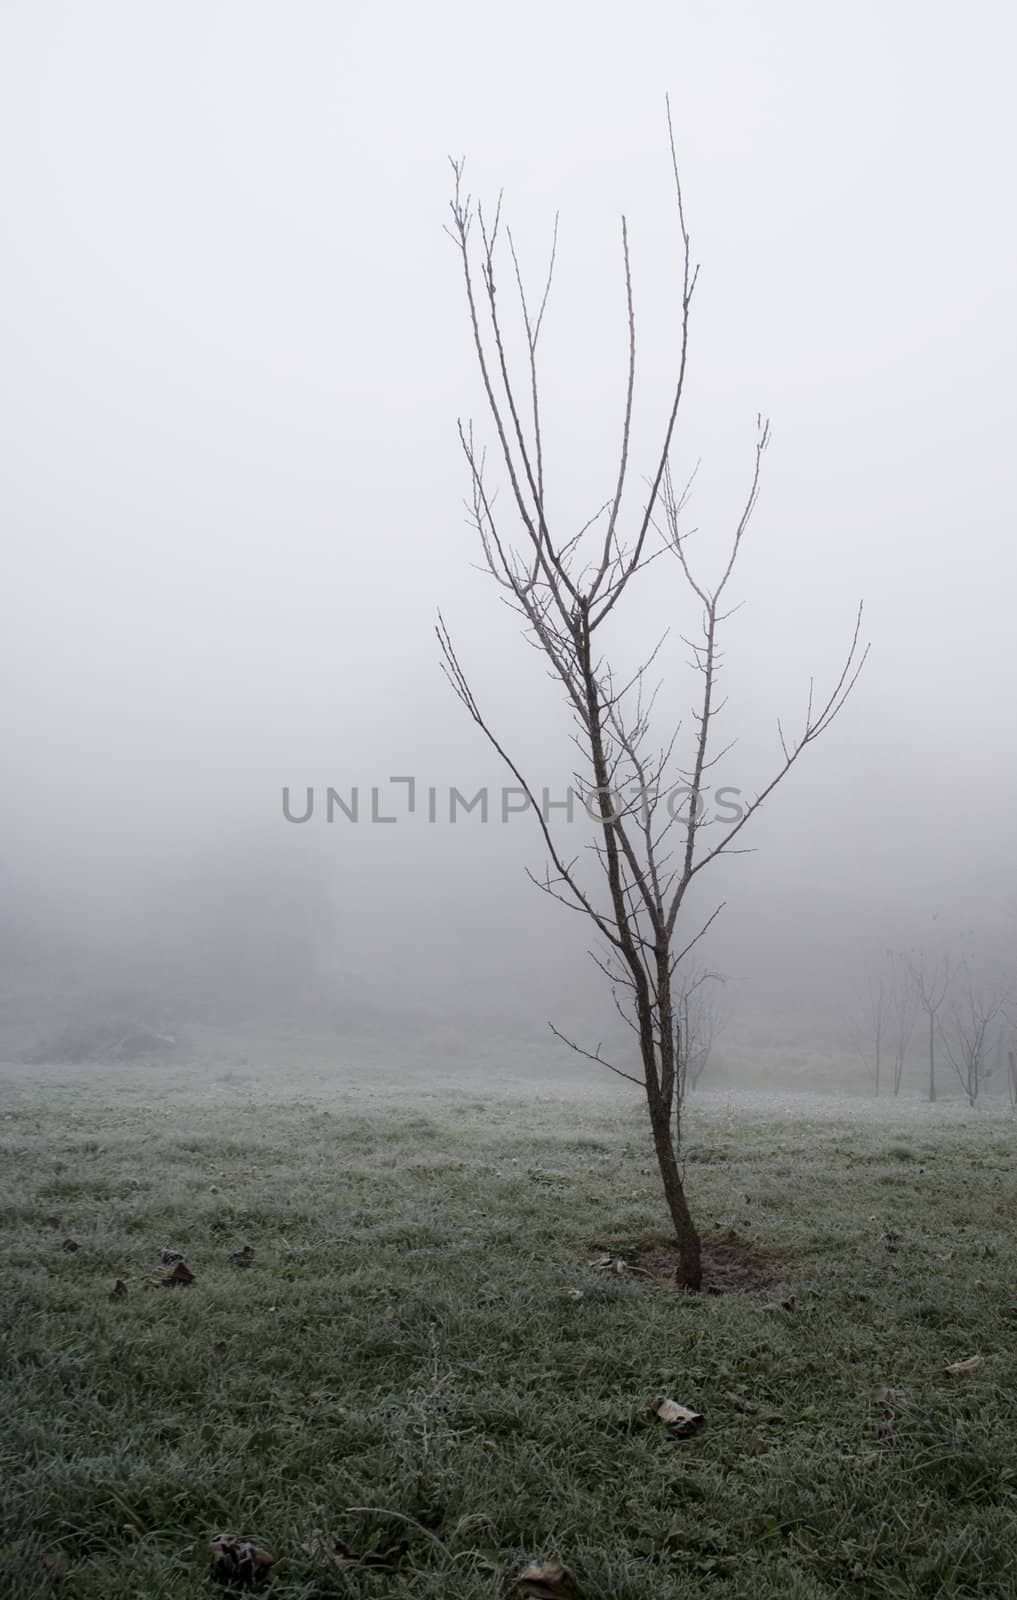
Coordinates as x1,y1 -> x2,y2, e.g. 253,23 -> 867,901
675,966 -> 725,1100
886,951 -> 918,1096
939,966 -> 1008,1107
439,110 -> 867,1288
908,952 -> 951,1104
851,968 -> 887,1095
852,952 -> 916,1096
853,953 -> 918,1097
1003,920 -> 1017,1107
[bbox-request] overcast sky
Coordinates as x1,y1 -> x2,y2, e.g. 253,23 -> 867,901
2,2 -> 1015,1038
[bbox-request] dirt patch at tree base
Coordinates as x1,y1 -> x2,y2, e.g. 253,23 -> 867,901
627,1230 -> 789,1294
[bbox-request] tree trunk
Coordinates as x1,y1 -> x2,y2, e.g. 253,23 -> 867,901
648,1104 -> 702,1289
928,1014 -> 936,1103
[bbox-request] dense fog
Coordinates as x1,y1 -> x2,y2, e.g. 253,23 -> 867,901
2,2 -> 1016,1093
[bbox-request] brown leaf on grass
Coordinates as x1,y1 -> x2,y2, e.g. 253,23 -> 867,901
724,1391 -> 759,1414
649,1396 -> 705,1437
208,1533 -> 274,1588
780,1296 -> 796,1312
212,1340 -> 229,1358
149,1260 -> 195,1287
60,1238 -> 79,1253
587,1254 -> 650,1278
517,1554 -> 583,1599
109,1279 -> 128,1300
944,1355 -> 982,1375
43,1216 -> 61,1230
42,1551 -> 68,1583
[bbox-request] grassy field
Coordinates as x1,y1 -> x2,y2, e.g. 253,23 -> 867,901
1,1061 -> 1015,1599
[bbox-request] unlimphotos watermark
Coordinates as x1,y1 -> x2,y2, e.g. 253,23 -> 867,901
281,779 -> 746,826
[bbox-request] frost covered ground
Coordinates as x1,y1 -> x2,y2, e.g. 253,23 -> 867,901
1,1056 -> 1015,1598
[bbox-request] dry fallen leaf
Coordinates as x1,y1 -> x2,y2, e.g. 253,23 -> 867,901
517,1554 -> 583,1599
944,1355 -> 982,1375
649,1395 -> 705,1437
587,1254 -> 650,1278
724,1391 -> 759,1414
208,1533 -> 274,1588
43,1216 -> 61,1230
60,1238 -> 79,1253
150,1260 -> 195,1287
109,1279 -> 128,1300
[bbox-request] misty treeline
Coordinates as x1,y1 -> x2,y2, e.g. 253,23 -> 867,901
851,940 -> 1017,1107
